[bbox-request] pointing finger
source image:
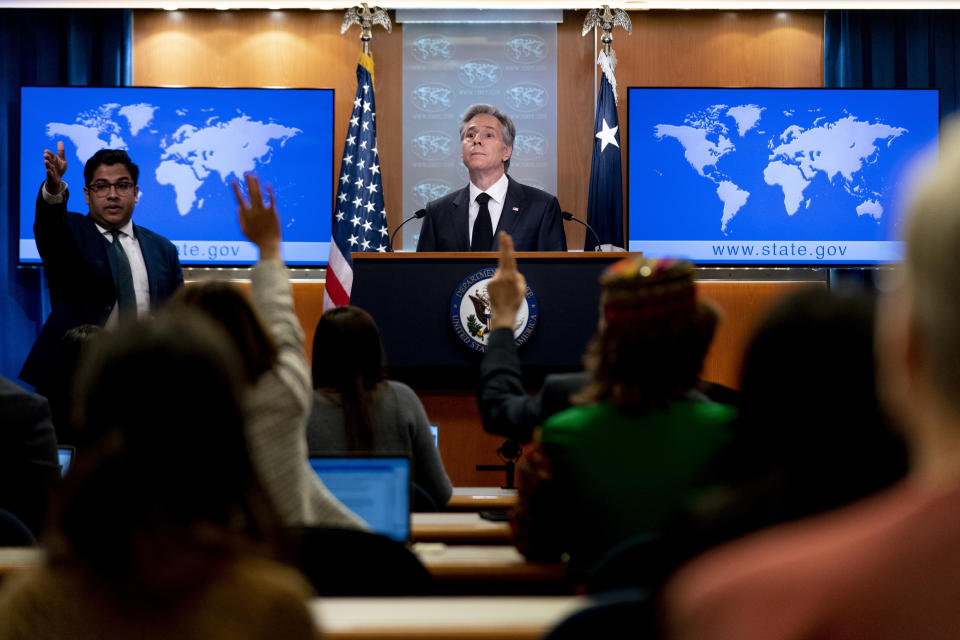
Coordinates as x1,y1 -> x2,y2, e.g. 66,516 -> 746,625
57,140 -> 65,160
498,231 -> 517,274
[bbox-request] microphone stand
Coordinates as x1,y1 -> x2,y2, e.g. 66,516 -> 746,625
476,439 -> 523,489
389,209 -> 426,251
562,211 -> 603,252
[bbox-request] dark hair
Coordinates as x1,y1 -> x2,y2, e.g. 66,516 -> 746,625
83,149 -> 139,186
311,306 -> 385,451
168,281 -> 277,384
733,287 -> 907,514
57,311 -> 279,592
49,324 -> 104,446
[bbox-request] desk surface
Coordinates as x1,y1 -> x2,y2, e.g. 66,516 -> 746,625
413,544 -> 565,582
0,548 -> 43,573
411,512 -> 513,544
311,596 -> 591,640
447,487 -> 518,511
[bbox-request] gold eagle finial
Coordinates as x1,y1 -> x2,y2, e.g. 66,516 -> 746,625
582,5 -> 632,55
341,3 -> 392,56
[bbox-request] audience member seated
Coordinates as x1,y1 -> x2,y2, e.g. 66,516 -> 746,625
0,376 -> 60,538
169,173 -> 364,530
509,247 -> 735,580
477,234 -> 588,444
47,324 -> 103,447
478,235 -> 731,444
0,312 -> 316,639
671,287 -> 907,558
306,305 -> 452,509
689,300 -> 740,407
662,118 -> 960,640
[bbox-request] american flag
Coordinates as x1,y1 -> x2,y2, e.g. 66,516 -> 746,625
323,52 -> 388,310
585,50 -> 625,252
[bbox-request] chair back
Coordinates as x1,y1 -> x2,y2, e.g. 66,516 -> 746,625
294,526 -> 434,596
545,588 -> 654,640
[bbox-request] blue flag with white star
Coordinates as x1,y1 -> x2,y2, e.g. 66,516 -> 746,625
324,53 -> 388,310
585,51 -> 625,251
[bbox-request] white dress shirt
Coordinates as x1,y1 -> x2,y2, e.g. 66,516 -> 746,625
42,180 -> 150,327
467,173 -> 509,246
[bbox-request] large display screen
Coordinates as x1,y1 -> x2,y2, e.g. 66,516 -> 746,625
627,88 -> 939,265
20,86 -> 334,266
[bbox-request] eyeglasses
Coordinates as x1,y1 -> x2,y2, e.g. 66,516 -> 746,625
87,181 -> 135,197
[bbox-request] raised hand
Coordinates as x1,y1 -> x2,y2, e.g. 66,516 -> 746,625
43,141 -> 68,195
487,231 -> 527,330
232,173 -> 281,261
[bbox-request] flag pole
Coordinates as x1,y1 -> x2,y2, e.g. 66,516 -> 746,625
581,5 -> 631,253
324,4 -> 392,311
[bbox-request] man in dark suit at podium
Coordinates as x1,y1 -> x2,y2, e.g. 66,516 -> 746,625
416,104 -> 567,253
20,143 -> 183,393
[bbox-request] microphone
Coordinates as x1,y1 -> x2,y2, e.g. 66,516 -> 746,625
562,211 -> 603,252
389,209 -> 426,252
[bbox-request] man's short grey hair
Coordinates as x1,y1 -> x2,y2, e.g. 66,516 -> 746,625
459,103 -> 515,172
901,115 -> 960,409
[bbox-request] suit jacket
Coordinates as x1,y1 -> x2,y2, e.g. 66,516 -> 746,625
20,188 -> 183,391
416,176 -> 567,252
0,376 -> 59,536
478,327 -> 589,444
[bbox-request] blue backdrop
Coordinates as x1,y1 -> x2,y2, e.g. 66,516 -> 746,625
0,9 -> 131,387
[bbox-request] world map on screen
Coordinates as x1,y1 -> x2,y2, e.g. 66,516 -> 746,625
654,105 -> 907,234
47,101 -> 301,216
20,86 -> 335,265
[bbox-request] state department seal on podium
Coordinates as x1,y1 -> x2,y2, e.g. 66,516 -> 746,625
450,267 -> 539,353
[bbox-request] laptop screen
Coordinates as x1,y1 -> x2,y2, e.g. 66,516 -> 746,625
57,446 -> 75,478
308,456 -> 411,542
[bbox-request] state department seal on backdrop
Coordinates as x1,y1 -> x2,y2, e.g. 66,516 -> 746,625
450,268 -> 539,353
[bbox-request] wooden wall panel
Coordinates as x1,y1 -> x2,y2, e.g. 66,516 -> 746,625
556,12 -> 596,250
622,11 -> 824,88
133,9 -> 404,234
697,280 -> 824,389
190,279 -> 326,369
419,392 -> 511,487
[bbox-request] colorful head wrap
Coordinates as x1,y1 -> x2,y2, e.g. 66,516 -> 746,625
600,257 -> 696,323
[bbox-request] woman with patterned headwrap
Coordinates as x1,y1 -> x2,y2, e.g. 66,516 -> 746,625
511,256 -> 735,580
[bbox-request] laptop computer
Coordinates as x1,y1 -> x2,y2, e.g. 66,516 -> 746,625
57,446 -> 75,478
308,454 -> 411,542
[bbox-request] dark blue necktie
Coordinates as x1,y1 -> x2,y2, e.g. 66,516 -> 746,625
110,230 -> 137,320
471,192 -> 493,252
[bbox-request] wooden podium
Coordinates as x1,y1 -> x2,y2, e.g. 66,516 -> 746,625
351,251 -> 629,485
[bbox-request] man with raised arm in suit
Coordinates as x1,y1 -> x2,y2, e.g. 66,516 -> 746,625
20,143 -> 183,393
478,233 -> 586,444
416,104 -> 567,253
